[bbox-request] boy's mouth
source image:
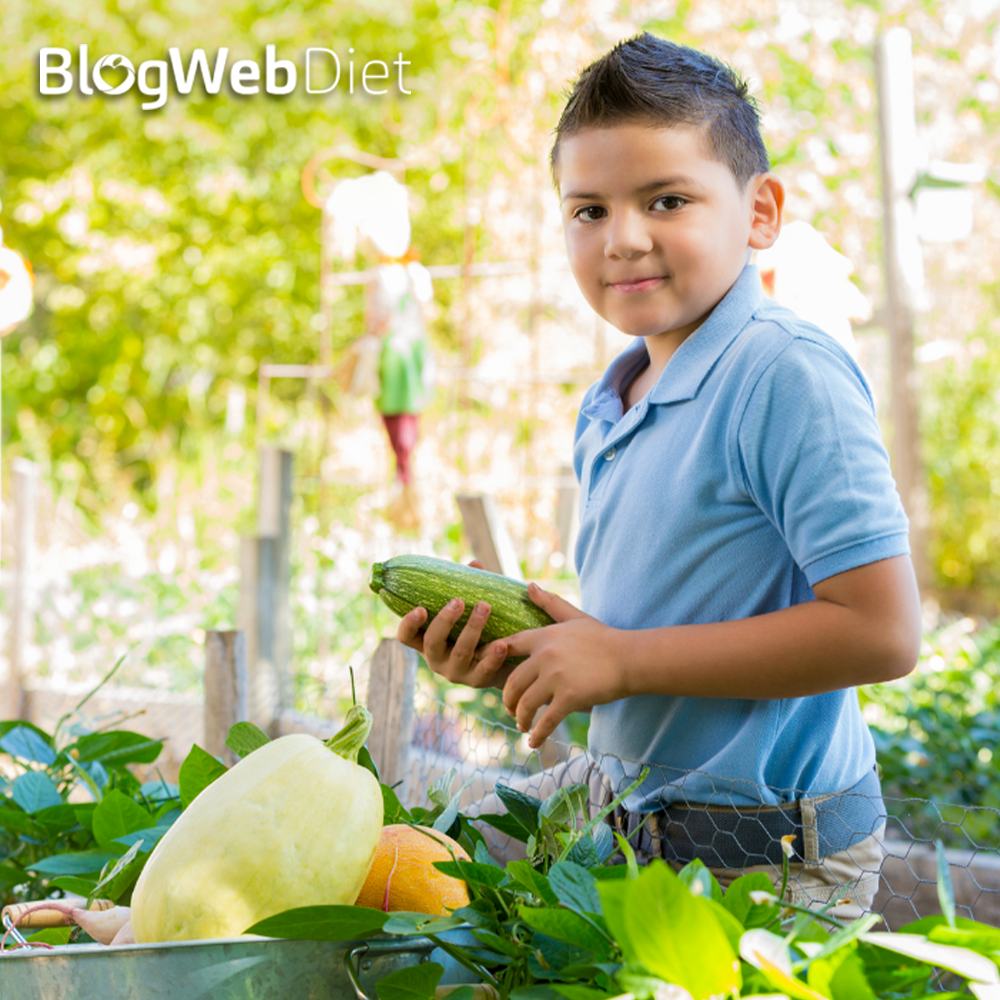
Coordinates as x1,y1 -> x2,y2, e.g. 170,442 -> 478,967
607,276 -> 665,293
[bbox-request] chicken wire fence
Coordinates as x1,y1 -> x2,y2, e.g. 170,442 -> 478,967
402,691 -> 1000,931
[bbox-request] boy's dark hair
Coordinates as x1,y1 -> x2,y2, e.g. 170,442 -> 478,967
551,33 -> 769,187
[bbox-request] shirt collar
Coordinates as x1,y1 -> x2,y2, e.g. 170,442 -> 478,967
581,264 -> 765,420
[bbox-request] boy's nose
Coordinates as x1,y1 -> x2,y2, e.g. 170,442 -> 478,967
604,210 -> 653,259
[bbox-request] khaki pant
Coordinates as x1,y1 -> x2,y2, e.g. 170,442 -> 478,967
468,754 -> 884,921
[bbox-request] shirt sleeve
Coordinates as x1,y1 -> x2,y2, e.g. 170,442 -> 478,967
736,334 -> 911,586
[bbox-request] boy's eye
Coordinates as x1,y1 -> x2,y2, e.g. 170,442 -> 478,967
573,205 -> 606,222
652,195 -> 686,211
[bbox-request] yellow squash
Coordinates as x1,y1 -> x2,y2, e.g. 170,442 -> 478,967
130,705 -> 383,942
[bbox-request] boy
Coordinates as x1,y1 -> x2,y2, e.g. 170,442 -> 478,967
397,33 -> 921,914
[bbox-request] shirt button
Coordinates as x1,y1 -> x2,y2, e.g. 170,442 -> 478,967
604,446 -> 616,461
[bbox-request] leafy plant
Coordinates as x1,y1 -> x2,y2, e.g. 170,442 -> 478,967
0,659 -> 178,910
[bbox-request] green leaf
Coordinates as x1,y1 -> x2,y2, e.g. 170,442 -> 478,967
494,784 -> 542,836
551,987 -> 618,1000
358,745 -> 380,782
478,812 -> 532,843
28,849 -> 122,875
431,777 -> 475,835
721,871 -> 778,927
375,962 -> 443,1000
381,782 -> 412,825
540,784 -> 590,827
599,860 -> 740,998
677,859 -> 723,903
0,805 -> 46,839
114,824 -> 171,851
178,744 -> 228,808
0,726 -> 57,766
139,779 -> 180,804
0,863 -> 28,888
612,832 -> 640,880
12,770 -> 63,814
27,927 -> 73,946
808,944 -> 878,1000
433,859 -> 506,889
225,722 -> 271,759
518,906 -> 613,958
70,731 -> 164,766
548,861 -> 602,915
564,835 -> 600,870
529,934 -> 599,979
935,840 -> 957,930
92,790 -> 156,849
381,913 -> 467,936
246,905 -> 389,940
505,860 -> 559,905
33,803 -> 84,834
48,875 -> 99,896
90,840 -> 146,903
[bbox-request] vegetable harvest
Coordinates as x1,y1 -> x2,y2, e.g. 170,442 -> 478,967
130,705 -> 382,943
369,555 -> 555,653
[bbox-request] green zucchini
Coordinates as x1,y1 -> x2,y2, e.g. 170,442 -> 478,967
369,555 -> 555,648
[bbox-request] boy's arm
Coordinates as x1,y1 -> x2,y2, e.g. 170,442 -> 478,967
496,552 -> 920,748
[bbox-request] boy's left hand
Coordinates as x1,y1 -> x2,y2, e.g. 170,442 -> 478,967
497,583 -> 629,748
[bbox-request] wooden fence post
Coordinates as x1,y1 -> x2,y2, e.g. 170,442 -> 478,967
4,459 -> 39,719
204,630 -> 249,766
366,638 -> 418,793
455,493 -> 523,580
238,448 -> 293,736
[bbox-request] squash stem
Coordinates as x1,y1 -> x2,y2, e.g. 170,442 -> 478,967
324,703 -> 374,763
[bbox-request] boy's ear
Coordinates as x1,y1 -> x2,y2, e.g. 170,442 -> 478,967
748,174 -> 784,251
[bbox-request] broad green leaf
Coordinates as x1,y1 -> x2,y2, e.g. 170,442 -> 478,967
139,779 -> 180,804
225,721 -> 271,759
114,824 -> 172,850
548,861 -> 602,915
510,986 -> 562,1000
478,811 -> 531,843
529,933 -> 600,979
178,744 -> 228,808
27,927 -> 73,946
599,860 -> 740,998
494,784 -> 543,836
677,859 -> 723,902
92,790 -> 156,849
381,913 -> 467,936
590,864 -> 629,881
0,863 -> 27,888
91,840 -> 145,903
70,731 -> 164,766
0,805 -> 46,838
33,803 -> 84,834
28,849 -> 122,875
246,905 -> 389,940
721,871 -> 779,927
861,932 -> 1000,986
433,859 -> 506,889
0,726 -> 57,766
48,875 -> 99,896
375,962 -> 443,1000
591,821 -> 614,863
808,944 -> 878,1000
540,783 -> 590,827
470,928 -> 526,959
357,745 -> 380,782
505,859 -> 559,905
518,906 -> 613,958
551,987 -> 618,1000
431,776 -> 474,835
928,923 -> 1000,952
564,834 -> 600,870
382,783 -> 412,825
12,770 -> 63,814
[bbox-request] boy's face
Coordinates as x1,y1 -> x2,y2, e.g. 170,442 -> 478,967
557,124 -> 780,349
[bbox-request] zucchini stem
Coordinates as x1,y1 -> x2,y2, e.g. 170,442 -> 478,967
325,704 -> 374,763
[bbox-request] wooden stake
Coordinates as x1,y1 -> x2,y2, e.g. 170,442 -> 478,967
366,638 -> 417,792
203,630 -> 249,767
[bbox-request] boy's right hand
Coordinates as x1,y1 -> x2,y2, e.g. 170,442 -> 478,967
394,561 -> 513,690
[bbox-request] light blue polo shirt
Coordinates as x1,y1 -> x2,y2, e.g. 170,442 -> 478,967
574,264 -> 910,811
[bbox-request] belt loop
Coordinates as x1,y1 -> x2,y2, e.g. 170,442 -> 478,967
800,796 -> 820,865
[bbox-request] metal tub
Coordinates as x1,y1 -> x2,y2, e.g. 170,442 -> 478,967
0,931 -> 477,1000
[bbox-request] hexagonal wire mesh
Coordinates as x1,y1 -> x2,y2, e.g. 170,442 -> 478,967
404,690 -> 1000,931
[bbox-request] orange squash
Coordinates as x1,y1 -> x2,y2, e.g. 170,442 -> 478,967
354,824 -> 471,915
